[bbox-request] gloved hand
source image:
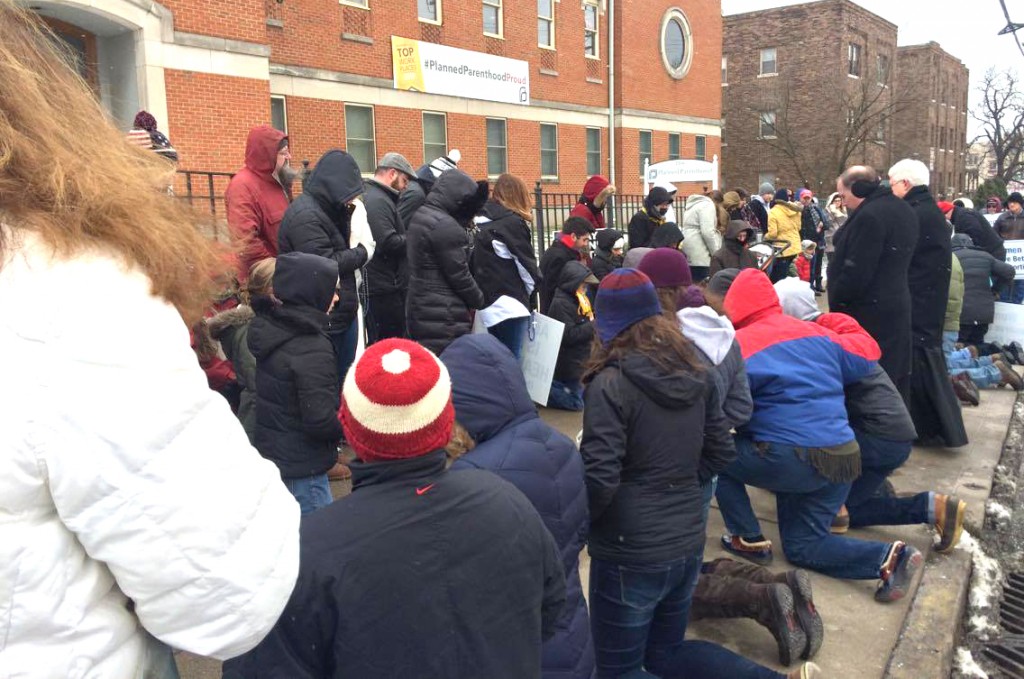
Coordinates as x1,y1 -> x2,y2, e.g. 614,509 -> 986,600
348,198 -> 376,262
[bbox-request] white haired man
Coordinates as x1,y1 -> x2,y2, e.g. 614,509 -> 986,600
888,158 -> 967,448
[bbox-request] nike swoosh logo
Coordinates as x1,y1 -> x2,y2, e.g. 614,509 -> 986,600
415,484 -> 435,496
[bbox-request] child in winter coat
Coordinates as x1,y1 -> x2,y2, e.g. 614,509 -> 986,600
795,241 -> 816,283
547,260 -> 599,410
248,251 -> 343,515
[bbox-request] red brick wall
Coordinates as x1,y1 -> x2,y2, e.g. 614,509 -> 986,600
161,0 -> 266,43
165,70 -> 271,172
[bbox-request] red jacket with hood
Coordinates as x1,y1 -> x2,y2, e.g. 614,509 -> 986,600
225,126 -> 290,282
569,176 -> 611,231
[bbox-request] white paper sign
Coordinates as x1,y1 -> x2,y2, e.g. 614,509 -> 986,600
519,313 -> 565,406
985,302 -> 1024,346
1004,240 -> 1024,280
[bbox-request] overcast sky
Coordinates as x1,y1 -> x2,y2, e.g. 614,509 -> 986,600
721,0 -> 1024,136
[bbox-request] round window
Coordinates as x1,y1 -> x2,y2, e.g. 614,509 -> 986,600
660,9 -> 693,79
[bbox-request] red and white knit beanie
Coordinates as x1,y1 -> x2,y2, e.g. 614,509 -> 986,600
341,339 -> 454,462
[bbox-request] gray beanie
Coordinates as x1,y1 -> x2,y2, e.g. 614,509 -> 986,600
377,152 -> 415,178
706,268 -> 741,297
758,182 -> 776,195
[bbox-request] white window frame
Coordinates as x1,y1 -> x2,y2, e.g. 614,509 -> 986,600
344,104 -> 376,177
418,0 -> 442,24
540,123 -> 559,179
486,117 -> 508,178
695,135 -> 706,161
667,132 -> 680,161
659,8 -> 693,80
270,95 -> 288,135
759,111 -> 777,139
876,53 -> 889,86
538,0 -> 555,50
847,43 -> 861,78
638,129 -> 652,177
584,2 -> 599,59
721,55 -> 728,86
483,0 -> 503,38
759,47 -> 777,77
422,111 -> 447,165
586,127 -> 602,176
339,0 -> 369,9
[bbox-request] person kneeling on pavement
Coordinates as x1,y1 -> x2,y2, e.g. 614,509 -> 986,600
716,269 -> 923,603
547,261 -> 599,411
224,339 -> 566,679
775,278 -> 967,552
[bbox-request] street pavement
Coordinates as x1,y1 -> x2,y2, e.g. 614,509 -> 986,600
176,384 -> 1017,678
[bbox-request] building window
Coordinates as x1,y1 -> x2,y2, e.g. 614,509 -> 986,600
875,115 -> 886,142
639,130 -> 652,176
538,0 -> 555,49
758,171 -> 774,189
848,43 -> 861,77
586,127 -> 602,176
423,112 -> 447,164
760,47 -> 777,76
340,0 -> 368,8
660,9 -> 693,79
418,0 -> 441,23
721,115 -> 726,146
540,123 -> 558,178
483,0 -> 502,37
876,54 -> 889,85
486,118 -> 507,176
344,104 -> 375,175
584,3 -> 599,58
695,135 -> 706,161
668,133 -> 680,160
721,56 -> 728,85
270,96 -> 287,135
759,111 -> 777,139
941,127 -> 947,150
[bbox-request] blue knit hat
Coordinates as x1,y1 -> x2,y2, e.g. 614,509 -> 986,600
595,268 -> 663,345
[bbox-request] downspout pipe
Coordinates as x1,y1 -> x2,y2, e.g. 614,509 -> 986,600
607,0 -> 615,189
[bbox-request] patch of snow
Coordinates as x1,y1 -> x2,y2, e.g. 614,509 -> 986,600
956,647 -> 989,678
986,501 -> 1012,522
960,530 -> 1003,637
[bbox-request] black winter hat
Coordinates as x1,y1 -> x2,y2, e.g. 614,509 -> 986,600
647,186 -> 672,205
774,188 -> 790,202
1008,192 -> 1024,208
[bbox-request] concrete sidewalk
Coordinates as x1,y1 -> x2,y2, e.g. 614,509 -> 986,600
177,389 -> 1016,678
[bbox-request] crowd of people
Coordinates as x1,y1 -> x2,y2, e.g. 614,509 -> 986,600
7,5 -> 1024,678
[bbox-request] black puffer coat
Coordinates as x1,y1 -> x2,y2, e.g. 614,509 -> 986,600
396,164 -> 434,228
406,169 -> 488,355
591,229 -> 623,281
953,234 -> 1016,325
581,354 -> 735,563
952,205 -> 1005,261
547,261 -> 596,383
905,185 -> 953,349
278,150 -> 367,334
539,238 -> 582,314
471,200 -> 541,308
827,184 -> 918,386
248,252 -> 343,479
363,178 -> 407,297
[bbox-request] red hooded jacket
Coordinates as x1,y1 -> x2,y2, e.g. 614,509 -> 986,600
569,175 -> 610,231
225,126 -> 290,282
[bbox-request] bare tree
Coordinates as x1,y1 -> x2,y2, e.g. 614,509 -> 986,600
971,68 -> 1024,185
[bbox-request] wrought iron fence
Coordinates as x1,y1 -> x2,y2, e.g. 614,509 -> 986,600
175,170 -> 235,240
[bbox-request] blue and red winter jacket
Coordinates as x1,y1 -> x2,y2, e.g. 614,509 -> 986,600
724,269 -> 881,448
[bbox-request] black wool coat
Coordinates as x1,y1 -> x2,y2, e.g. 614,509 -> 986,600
471,200 -> 542,308
405,170 -> 486,355
278,150 -> 367,334
905,185 -> 953,348
539,239 -> 582,314
827,185 -> 918,384
952,206 -> 1006,261
362,178 -> 407,297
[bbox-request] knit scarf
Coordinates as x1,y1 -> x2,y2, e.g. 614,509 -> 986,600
576,288 -> 594,321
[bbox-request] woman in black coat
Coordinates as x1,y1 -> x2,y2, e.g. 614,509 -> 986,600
471,173 -> 542,358
953,233 -> 1016,343
406,169 -> 488,355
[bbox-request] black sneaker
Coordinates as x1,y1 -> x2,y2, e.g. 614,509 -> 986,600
786,570 -> 824,659
1005,341 -> 1024,365
763,583 -> 807,666
875,542 -> 923,603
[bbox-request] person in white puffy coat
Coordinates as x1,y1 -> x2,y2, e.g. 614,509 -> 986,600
681,193 -> 723,282
0,6 -> 300,677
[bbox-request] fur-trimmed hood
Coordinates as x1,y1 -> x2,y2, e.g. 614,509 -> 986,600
207,304 -> 255,340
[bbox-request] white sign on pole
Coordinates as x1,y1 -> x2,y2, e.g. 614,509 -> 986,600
519,313 -> 565,406
1003,239 -> 1024,280
644,156 -> 719,193
392,36 -> 530,106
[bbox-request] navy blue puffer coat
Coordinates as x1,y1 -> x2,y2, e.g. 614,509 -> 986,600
441,334 -> 594,679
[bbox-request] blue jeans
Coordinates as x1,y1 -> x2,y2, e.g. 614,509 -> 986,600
330,319 -> 359,384
589,557 -> 783,679
488,316 -> 530,360
999,279 -> 1024,304
549,379 -> 584,411
944,330 -> 995,372
951,363 -> 1002,388
284,473 -> 333,515
716,437 -> 890,579
846,432 -> 931,528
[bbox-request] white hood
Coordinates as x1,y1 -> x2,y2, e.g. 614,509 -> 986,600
677,306 -> 736,365
774,277 -> 821,321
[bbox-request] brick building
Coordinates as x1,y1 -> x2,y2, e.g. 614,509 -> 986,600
721,0 -> 897,196
890,42 -> 969,199
29,0 -> 723,198
722,0 -> 968,198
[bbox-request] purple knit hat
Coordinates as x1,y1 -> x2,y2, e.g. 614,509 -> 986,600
595,269 -> 663,345
637,248 -> 692,288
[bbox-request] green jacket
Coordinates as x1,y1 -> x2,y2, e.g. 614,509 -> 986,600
944,254 -> 964,332
207,304 -> 257,443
